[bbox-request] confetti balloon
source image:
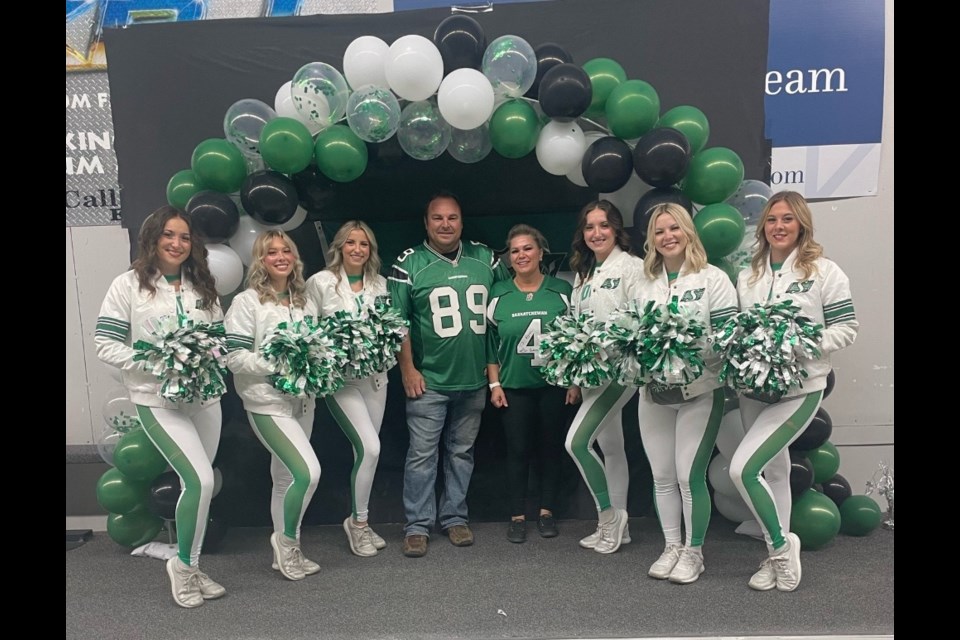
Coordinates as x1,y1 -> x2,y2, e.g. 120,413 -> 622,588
291,62 -> 350,130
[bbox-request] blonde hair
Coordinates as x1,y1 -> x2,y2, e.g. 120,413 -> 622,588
246,230 -> 308,307
642,203 -> 708,278
749,190 -> 823,284
325,220 -> 382,284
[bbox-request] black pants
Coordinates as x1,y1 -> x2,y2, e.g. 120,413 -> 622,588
501,386 -> 569,516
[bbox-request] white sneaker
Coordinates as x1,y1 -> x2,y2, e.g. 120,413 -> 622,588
270,533 -> 306,581
771,532 -> 802,592
668,548 -> 705,584
344,518 -> 378,557
648,544 -> 683,579
593,509 -> 628,554
272,556 -> 320,575
748,558 -> 777,591
196,569 -> 226,599
368,527 -> 387,550
165,557 -> 203,609
580,522 -> 631,549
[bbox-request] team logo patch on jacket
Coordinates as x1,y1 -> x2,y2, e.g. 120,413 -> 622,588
786,280 -> 814,293
681,288 -> 705,302
600,278 -> 621,290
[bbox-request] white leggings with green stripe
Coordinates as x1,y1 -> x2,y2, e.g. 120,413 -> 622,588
136,402 -> 221,567
247,408 -> 320,540
325,378 -> 387,522
564,382 -> 635,513
730,391 -> 823,551
638,388 -> 725,548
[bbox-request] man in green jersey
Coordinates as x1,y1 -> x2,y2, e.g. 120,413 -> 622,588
389,191 -> 509,557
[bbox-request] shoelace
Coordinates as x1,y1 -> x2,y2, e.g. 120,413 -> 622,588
358,527 -> 374,547
675,551 -> 700,572
196,570 -> 217,588
757,558 -> 774,573
178,570 -> 202,596
289,545 -> 307,569
771,555 -> 795,579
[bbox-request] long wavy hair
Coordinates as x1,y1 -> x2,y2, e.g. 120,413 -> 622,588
642,203 -> 708,278
569,199 -> 633,284
131,205 -> 218,309
325,220 -> 382,285
246,230 -> 308,307
749,190 -> 823,284
505,223 -> 549,274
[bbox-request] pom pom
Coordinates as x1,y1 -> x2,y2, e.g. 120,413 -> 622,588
366,295 -> 408,374
607,297 -> 706,387
260,317 -> 346,397
712,300 -> 823,396
132,316 -> 228,403
536,311 -> 617,389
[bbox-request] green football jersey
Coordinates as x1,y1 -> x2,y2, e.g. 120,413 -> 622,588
487,275 -> 573,389
389,240 -> 509,391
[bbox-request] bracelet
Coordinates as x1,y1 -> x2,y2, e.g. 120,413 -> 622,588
488,381 -> 501,390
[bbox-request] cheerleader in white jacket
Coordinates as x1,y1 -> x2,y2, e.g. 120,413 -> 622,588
634,204 -> 738,584
95,206 -> 226,609
728,191 -> 858,593
224,230 -> 322,582
564,200 -> 645,554
306,220 -> 390,557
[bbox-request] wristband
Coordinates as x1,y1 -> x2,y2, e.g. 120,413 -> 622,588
488,381 -> 502,390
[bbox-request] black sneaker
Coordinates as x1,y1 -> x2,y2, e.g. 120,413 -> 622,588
537,514 -> 559,538
507,520 -> 527,543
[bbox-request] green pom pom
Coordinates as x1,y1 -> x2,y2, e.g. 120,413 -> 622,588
537,312 -> 617,389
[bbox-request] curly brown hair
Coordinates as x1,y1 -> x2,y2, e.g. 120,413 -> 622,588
131,206 -> 219,309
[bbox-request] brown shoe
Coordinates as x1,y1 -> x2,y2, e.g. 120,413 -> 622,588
446,524 -> 474,547
402,534 -> 429,558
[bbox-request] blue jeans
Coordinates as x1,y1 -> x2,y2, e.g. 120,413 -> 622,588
403,388 -> 486,536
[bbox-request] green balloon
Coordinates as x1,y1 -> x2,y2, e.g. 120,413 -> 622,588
839,495 -> 883,536
658,105 -> 710,155
166,169 -> 201,210
695,203 -> 746,260
803,440 -> 841,484
682,147 -> 744,205
583,57 -> 627,114
489,99 -> 540,159
259,117 -> 315,175
790,488 -> 841,550
113,427 -> 168,483
709,256 -> 738,284
191,138 -> 247,193
314,124 -> 368,183
96,468 -> 148,515
605,79 -> 660,140
107,506 -> 164,548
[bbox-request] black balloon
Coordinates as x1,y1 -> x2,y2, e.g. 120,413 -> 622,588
538,62 -> 592,122
790,407 -> 833,452
633,127 -> 692,188
185,191 -> 239,243
525,42 -> 573,99
824,369 -> 836,399
581,136 -> 633,193
789,453 -> 815,497
433,15 -> 486,75
147,471 -> 181,521
291,166 -> 339,212
820,473 -> 852,507
240,170 -> 299,226
633,187 -> 694,236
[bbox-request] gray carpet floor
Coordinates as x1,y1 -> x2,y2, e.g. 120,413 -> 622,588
66,516 -> 893,640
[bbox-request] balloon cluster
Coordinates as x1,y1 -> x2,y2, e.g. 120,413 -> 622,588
96,387 -> 228,549
709,370 -> 885,548
162,15 -> 764,291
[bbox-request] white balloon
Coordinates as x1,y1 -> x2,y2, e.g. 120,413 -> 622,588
714,491 -> 755,524
385,35 -> 444,102
228,214 -> 268,267
707,454 -> 739,499
715,407 -> 746,461
212,467 -> 223,499
343,35 -> 390,90
274,81 -> 323,136
279,206 -> 308,232
536,120 -> 585,176
437,68 -> 495,131
566,131 -> 606,187
206,244 -> 244,296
